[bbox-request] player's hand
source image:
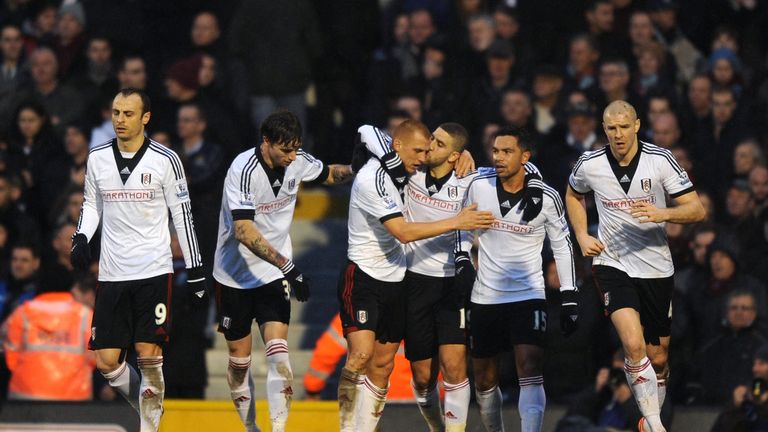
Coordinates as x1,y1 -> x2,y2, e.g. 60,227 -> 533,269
453,252 -> 476,307
455,204 -> 495,230
576,234 -> 604,257
281,260 -> 310,302
454,150 -> 476,178
186,266 -> 208,305
519,171 -> 544,223
350,133 -> 371,173
630,201 -> 667,223
70,233 -> 90,271
560,288 -> 579,336
380,151 -> 409,189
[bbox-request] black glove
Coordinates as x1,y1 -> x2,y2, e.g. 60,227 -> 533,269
560,288 -> 579,336
453,252 -> 476,308
351,132 -> 371,173
70,233 -> 90,271
380,151 -> 409,190
519,171 -> 544,224
186,266 -> 208,305
280,260 -> 310,302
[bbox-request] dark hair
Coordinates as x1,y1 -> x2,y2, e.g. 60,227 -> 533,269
179,102 -> 206,122
117,87 -> 151,114
261,110 -> 302,148
587,0 -> 612,12
11,240 -> 40,258
387,109 -> 412,121
11,100 -> 54,143
494,126 -> 534,153
439,122 -> 469,152
74,273 -> 97,294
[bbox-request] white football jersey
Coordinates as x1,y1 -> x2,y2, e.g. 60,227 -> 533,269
213,148 -> 327,289
347,158 -> 406,282
77,139 -> 203,281
464,173 -> 576,305
568,141 -> 695,278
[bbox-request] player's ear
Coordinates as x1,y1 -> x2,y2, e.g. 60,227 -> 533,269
521,150 -> 531,164
447,150 -> 461,163
142,111 -> 151,126
392,138 -> 402,152
634,118 -> 641,133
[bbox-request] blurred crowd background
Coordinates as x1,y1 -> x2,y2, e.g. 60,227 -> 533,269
1,0 -> 768,429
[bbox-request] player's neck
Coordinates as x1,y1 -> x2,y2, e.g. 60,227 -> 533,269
117,134 -> 145,152
610,138 -> 639,167
259,144 -> 275,169
429,162 -> 453,180
499,170 -> 525,193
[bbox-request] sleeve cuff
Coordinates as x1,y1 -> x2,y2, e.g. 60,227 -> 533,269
379,212 -> 403,223
305,163 -> 330,186
669,186 -> 695,199
232,209 -> 255,221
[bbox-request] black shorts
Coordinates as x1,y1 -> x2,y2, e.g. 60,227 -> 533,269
337,261 -> 406,344
215,279 -> 291,341
404,271 -> 466,361
468,299 -> 547,358
89,274 -> 172,350
592,265 -> 673,345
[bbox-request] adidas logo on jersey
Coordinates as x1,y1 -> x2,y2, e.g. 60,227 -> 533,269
620,174 -> 631,183
272,179 -> 282,187
428,185 -> 438,193
501,200 -> 512,208
532,197 -> 541,204
120,167 -> 131,175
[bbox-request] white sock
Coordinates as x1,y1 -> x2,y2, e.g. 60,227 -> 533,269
624,357 -> 665,432
657,371 -> 667,408
338,368 -> 363,432
412,380 -> 444,432
227,356 -> 258,432
357,377 -> 388,432
265,339 -> 292,432
137,356 -> 165,432
475,385 -> 504,432
444,379 -> 470,431
102,362 -> 140,412
518,376 -> 545,432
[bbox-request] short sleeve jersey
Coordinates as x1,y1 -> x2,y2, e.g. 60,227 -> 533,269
213,148 -> 327,289
464,173 -> 576,305
568,141 -> 695,278
347,158 -> 406,282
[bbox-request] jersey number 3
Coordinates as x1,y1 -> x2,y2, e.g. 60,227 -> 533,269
282,280 -> 291,301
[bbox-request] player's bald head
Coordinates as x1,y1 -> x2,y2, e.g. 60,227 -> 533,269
603,100 -> 637,122
393,119 -> 430,147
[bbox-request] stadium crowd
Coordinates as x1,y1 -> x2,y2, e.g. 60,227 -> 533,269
0,0 -> 767,429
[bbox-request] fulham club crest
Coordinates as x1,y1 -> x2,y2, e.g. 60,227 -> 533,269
357,310 -> 368,324
447,186 -> 458,200
641,178 -> 652,193
141,173 -> 152,186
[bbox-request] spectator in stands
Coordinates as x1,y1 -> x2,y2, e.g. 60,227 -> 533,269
651,112 -> 683,149
531,65 -> 565,137
6,100 -> 67,224
22,2 -> 57,53
562,33 -> 600,101
2,273 -> 94,400
189,11 -> 223,58
711,344 -> 768,431
0,23 -> 27,117
596,58 -> 637,114
89,95 -> 115,148
461,13 -> 496,80
228,0 -> 321,144
117,55 -> 147,90
408,36 -> 463,130
681,73 -> 712,139
492,5 -> 533,78
70,36 -> 118,122
733,139 -> 764,181
679,235 -> 768,350
584,0 -> 628,60
724,180 -> 767,271
498,87 -> 533,132
0,173 -> 37,251
689,290 -> 768,405
63,123 -> 88,188
468,40 -> 521,132
39,222 -> 75,294
647,0 -> 702,85
627,10 -> 676,83
633,42 -> 674,99
750,165 -> 768,222
1,242 -> 40,321
709,48 -> 745,101
53,2 -> 87,82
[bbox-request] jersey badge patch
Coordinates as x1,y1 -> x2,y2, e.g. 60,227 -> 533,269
240,193 -> 255,206
382,195 -> 397,210
141,173 -> 152,186
357,310 -> 368,324
175,182 -> 189,199
641,178 -> 652,193
447,186 -> 458,199
288,178 -> 296,190
222,316 -> 231,329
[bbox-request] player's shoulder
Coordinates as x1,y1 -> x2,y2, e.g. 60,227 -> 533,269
575,145 -> 608,164
467,169 -> 496,191
89,139 -> 114,156
541,183 -> 565,209
228,148 -> 260,172
147,140 -> 183,163
639,141 -> 678,164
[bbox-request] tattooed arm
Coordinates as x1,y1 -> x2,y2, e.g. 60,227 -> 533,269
233,219 -> 289,268
324,164 -> 354,185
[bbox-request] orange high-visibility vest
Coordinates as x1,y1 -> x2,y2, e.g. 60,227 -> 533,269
303,313 -> 415,401
3,292 -> 95,400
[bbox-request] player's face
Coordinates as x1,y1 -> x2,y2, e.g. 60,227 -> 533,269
426,127 -> 459,168
265,141 -> 300,168
603,111 -> 640,159
112,94 -> 150,142
395,132 -> 430,174
492,135 -> 529,180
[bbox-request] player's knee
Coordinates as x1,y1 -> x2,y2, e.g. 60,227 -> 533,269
650,352 -> 668,372
622,341 -> 647,362
441,357 -> 467,383
411,372 -> 432,390
347,350 -> 372,372
96,356 -> 121,374
371,357 -> 395,376
474,374 -> 496,392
